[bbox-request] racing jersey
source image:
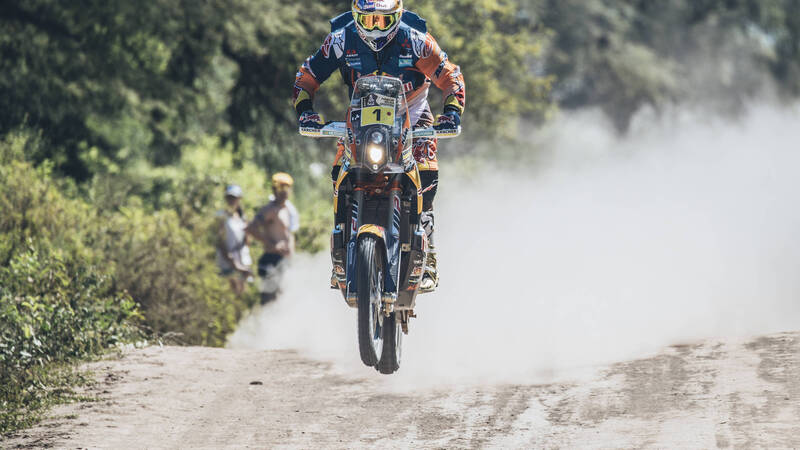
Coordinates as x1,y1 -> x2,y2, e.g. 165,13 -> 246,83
293,11 -> 466,127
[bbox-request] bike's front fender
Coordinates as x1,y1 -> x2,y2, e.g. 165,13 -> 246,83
354,224 -> 401,307
357,224 -> 387,242
356,224 -> 390,282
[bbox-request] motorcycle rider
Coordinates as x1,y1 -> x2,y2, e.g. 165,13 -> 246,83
292,0 -> 465,292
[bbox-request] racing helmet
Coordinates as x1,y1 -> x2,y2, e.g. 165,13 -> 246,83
352,0 -> 403,52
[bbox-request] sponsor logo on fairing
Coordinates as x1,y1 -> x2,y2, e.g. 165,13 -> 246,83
360,93 -> 396,108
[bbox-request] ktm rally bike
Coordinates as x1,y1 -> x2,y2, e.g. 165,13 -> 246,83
300,75 -> 460,374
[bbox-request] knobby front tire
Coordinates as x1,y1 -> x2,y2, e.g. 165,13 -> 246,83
377,311 -> 402,374
357,236 -> 384,367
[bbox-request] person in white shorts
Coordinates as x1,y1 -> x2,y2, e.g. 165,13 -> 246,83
215,184 -> 253,295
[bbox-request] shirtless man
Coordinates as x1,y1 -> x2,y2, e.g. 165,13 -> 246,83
245,173 -> 300,304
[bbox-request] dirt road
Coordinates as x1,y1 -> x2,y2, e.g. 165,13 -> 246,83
3,331 -> 799,449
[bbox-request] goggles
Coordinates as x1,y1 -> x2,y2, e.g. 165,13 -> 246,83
355,11 -> 399,31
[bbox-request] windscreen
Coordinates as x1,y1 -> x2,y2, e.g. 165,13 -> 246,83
348,76 -> 408,170
351,77 -> 406,130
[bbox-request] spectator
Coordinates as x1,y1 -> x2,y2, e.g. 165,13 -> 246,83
245,173 -> 299,304
215,184 -> 253,295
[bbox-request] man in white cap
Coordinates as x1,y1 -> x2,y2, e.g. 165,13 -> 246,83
216,184 -> 253,295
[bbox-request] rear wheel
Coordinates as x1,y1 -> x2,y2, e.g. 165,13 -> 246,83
357,236 -> 384,367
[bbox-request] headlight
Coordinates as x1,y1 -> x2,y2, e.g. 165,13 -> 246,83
367,144 -> 386,165
370,131 -> 384,145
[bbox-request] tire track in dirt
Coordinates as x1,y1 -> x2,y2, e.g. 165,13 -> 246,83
3,332 -> 799,449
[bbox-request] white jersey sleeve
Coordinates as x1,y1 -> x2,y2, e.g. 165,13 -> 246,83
287,200 -> 300,233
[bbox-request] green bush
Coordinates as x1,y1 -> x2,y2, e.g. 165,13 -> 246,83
0,244 -> 141,431
96,206 -> 250,346
1,134 -> 276,432
84,136 -> 328,344
0,130 -> 335,434
1,135 -> 141,432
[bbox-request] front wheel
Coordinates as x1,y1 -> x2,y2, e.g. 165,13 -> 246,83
357,236 -> 384,367
377,312 -> 402,374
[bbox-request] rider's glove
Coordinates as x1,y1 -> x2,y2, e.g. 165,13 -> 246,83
299,110 -> 326,130
433,107 -> 461,132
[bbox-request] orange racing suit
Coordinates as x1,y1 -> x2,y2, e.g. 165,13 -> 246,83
292,11 -> 465,206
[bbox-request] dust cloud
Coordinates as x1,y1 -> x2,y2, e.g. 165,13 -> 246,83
229,103 -> 800,386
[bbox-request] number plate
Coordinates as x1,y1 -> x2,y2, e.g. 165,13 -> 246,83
361,106 -> 395,126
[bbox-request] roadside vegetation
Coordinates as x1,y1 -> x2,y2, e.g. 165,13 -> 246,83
3,0 -> 800,436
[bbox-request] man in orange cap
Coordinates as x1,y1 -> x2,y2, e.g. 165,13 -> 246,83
246,173 -> 300,304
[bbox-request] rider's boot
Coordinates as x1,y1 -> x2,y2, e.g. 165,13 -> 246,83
330,223 -> 346,289
420,245 -> 439,292
419,210 -> 438,293
330,270 -> 339,289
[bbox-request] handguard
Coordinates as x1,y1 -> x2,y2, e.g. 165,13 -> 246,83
299,122 -> 348,138
299,122 -> 460,139
412,126 -> 461,139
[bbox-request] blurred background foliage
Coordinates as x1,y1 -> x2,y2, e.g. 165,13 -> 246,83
533,0 -> 800,131
3,0 -> 800,434
2,0 -> 799,173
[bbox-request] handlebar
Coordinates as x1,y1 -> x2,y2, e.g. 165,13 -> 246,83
299,122 -> 461,139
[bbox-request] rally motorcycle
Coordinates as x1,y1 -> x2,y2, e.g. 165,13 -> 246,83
300,76 -> 460,374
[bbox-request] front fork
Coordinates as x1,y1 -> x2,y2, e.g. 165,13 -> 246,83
343,190 -> 364,307
382,184 -> 402,315
332,183 -> 403,312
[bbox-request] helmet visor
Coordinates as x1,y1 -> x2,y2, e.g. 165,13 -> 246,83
356,12 -> 399,31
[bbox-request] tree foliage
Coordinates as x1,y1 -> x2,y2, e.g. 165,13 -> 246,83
533,0 -> 800,131
0,0 -> 552,179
